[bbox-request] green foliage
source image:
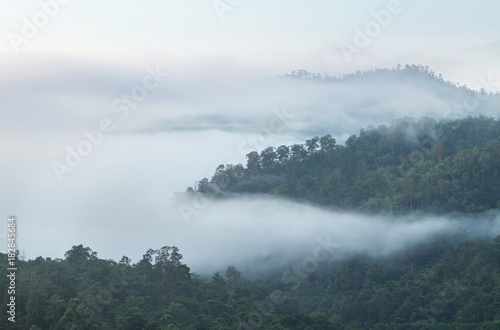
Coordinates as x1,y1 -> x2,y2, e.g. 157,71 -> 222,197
2,235 -> 500,329
190,116 -> 500,215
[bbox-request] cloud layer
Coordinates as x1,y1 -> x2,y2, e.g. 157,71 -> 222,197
165,197 -> 500,275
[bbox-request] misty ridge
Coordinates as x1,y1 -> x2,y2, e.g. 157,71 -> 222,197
170,110 -> 500,278
6,64 -> 500,329
4,61 -> 499,141
6,0 -> 500,330
135,64 -> 500,140
180,115 -> 500,211
165,67 -> 500,276
6,1 -> 500,327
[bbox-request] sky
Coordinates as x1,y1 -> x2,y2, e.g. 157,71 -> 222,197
1,0 -> 500,270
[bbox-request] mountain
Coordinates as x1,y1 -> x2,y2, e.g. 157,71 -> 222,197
5,115 -> 500,329
188,115 -> 500,214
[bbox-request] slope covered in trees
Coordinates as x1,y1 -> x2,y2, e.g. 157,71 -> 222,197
190,116 -> 500,214
3,236 -> 500,329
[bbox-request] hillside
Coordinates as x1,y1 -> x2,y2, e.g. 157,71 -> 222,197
4,116 -> 500,329
189,115 -> 500,214
3,235 -> 500,329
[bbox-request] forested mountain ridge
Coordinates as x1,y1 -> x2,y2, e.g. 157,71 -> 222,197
190,116 -> 500,214
282,65 -> 499,102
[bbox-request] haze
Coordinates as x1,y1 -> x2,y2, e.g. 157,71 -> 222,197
1,1 -> 500,271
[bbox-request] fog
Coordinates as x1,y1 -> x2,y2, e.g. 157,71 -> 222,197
162,197 -> 500,275
1,57 -> 499,272
2,57 -> 498,140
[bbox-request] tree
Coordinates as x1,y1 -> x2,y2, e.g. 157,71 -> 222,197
119,256 -> 131,265
297,176 -> 316,199
135,249 -> 155,281
58,298 -> 97,329
246,151 -> 261,175
305,136 -> 320,154
320,134 -> 336,151
166,303 -> 193,328
225,265 -> 241,306
433,142 -> 445,161
27,290 -> 47,329
124,313 -> 147,330
197,178 -> 210,193
64,245 -> 97,266
290,144 -> 307,162
260,147 -> 277,171
402,179 -> 416,210
155,246 -> 183,275
276,145 -> 290,165
210,272 -> 229,301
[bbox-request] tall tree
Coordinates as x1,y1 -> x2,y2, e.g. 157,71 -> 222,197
225,265 -> 241,306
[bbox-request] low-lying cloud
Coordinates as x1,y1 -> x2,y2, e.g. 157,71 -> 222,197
164,196 -> 500,275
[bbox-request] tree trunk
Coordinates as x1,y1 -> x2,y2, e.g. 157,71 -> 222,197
227,289 -> 235,306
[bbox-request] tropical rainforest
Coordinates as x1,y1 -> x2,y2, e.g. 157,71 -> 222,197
3,115 -> 500,329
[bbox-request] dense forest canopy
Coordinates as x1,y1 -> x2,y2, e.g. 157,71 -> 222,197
187,115 -> 500,214
3,236 -> 500,329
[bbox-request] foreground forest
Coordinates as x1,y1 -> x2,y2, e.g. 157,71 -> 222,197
2,236 -> 500,329
3,115 -> 500,329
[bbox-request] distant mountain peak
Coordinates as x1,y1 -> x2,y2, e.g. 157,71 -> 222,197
281,65 -> 487,94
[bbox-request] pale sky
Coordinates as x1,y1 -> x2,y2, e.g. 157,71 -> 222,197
1,1 -> 499,84
1,0 -> 500,267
